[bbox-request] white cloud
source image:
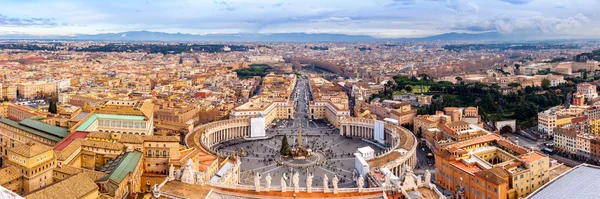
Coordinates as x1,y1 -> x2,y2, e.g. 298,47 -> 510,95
0,0 -> 597,38
451,13 -> 591,34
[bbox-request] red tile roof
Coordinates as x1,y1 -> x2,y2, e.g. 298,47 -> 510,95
54,131 -> 88,151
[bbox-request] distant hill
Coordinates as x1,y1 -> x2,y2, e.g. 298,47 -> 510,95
411,32 -> 506,41
0,30 -> 568,42
0,31 -> 377,42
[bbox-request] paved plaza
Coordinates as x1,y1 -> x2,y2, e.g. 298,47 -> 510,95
215,77 -> 385,188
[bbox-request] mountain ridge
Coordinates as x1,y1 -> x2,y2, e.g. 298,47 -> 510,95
0,30 -> 580,42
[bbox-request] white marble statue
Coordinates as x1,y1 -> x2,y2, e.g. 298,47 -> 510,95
232,171 -> 238,184
254,172 -> 261,192
306,173 -> 314,193
168,164 -> 175,180
402,166 -> 417,191
416,174 -> 423,187
181,159 -> 196,184
151,182 -> 161,198
332,175 -> 339,194
265,173 -> 272,192
174,169 -> 182,180
293,172 -> 300,193
425,170 -> 432,186
385,173 -> 391,189
281,173 -> 288,193
323,174 -> 330,192
195,172 -> 204,185
358,175 -> 365,192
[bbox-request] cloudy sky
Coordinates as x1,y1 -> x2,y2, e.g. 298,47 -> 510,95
0,0 -> 599,38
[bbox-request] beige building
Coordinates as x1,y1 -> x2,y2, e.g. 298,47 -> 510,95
2,85 -> 17,100
230,73 -> 297,126
6,143 -> 56,194
16,82 -> 56,98
155,105 -> 199,125
142,136 -> 181,174
308,76 -> 350,127
554,127 -> 578,154
0,166 -> 24,195
96,151 -> 143,198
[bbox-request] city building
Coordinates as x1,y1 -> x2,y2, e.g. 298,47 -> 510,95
436,134 -> 550,199
577,83 -> 597,101
308,76 -> 351,127
5,143 -> 56,194
230,73 -> 296,125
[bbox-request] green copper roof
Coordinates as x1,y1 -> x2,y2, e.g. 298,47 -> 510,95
103,151 -> 142,184
19,118 -> 69,138
76,113 -> 146,131
0,118 -> 62,142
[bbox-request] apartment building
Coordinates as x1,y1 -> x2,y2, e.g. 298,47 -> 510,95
0,118 -> 69,161
554,127 -> 578,154
16,82 -> 57,99
436,134 -> 550,199
155,105 -> 199,125
230,73 -> 297,126
308,76 -> 350,127
6,143 -> 56,194
2,85 -> 17,100
577,82 -> 597,101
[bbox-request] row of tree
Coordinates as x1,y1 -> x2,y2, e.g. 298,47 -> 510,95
386,75 -> 568,127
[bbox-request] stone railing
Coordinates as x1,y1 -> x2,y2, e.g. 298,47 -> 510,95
207,181 -> 386,194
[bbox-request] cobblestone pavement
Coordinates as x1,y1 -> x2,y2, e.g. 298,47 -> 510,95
218,77 -> 385,188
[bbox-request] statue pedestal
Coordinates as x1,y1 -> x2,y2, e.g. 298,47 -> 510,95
293,156 -> 306,160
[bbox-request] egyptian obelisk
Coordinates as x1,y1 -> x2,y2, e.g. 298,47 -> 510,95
298,124 -> 303,148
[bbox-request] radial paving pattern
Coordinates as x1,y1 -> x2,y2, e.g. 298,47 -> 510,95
216,77 -> 385,188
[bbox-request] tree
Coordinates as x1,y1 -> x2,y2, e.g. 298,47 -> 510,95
48,97 -> 58,114
401,123 -> 414,131
418,74 -> 431,81
508,82 -> 521,88
280,135 -> 290,156
525,86 -> 535,93
541,78 -> 551,90
490,84 -> 501,90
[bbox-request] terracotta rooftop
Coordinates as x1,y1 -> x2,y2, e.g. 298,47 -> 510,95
24,173 -> 98,199
54,165 -> 107,181
55,139 -> 83,161
80,139 -> 124,151
10,143 -> 52,158
474,167 -> 509,185
0,166 -> 23,185
142,135 -> 180,142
